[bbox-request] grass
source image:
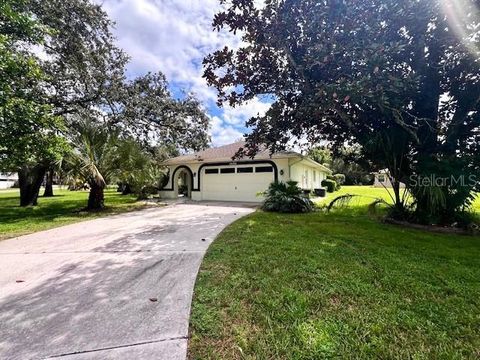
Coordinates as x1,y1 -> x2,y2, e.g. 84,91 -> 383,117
188,186 -> 480,359
321,185 -> 480,217
0,187 -> 145,240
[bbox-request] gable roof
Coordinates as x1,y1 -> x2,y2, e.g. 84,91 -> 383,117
162,141 -> 295,165
162,141 -> 332,173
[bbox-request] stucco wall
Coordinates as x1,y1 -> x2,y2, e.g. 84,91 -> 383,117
159,158 -> 328,200
289,160 -> 327,190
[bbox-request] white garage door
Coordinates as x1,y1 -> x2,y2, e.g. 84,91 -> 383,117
201,164 -> 275,202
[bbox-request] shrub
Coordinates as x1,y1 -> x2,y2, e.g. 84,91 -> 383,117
321,179 -> 337,193
333,173 -> 346,185
262,181 -> 314,213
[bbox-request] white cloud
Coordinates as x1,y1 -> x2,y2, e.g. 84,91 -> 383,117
222,98 -> 272,126
210,116 -> 244,146
100,0 -> 271,147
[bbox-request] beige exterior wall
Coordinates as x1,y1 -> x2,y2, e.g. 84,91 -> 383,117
289,160 -> 327,190
159,158 -> 329,201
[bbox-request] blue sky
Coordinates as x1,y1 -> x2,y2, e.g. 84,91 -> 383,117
100,0 -> 271,146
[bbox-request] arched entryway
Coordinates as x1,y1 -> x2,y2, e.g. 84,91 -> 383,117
172,166 -> 193,199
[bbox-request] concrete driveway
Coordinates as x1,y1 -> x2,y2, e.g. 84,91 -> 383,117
0,203 -> 254,359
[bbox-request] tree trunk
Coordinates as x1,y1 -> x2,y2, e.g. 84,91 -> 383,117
87,182 -> 105,210
43,170 -> 54,197
392,180 -> 402,209
18,166 -> 46,207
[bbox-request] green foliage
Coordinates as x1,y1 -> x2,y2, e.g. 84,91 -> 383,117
333,174 -> 346,185
322,179 -> 337,193
0,0 -> 67,171
66,119 -> 118,188
2,0 -> 210,207
308,147 -> 332,167
262,181 -> 314,213
117,73 -> 210,152
113,139 -> 167,200
205,0 -> 480,225
66,121 -> 170,203
309,146 -> 372,185
326,194 -> 358,211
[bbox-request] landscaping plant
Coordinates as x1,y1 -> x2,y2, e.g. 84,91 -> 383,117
262,181 -> 314,213
321,179 -> 337,193
204,0 -> 480,226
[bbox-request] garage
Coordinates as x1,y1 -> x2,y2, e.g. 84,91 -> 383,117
201,164 -> 275,202
159,141 -> 332,202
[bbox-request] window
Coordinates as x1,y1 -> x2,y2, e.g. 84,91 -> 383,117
237,167 -> 253,173
205,168 -> 219,174
255,166 -> 274,173
378,174 -> 385,182
220,168 -> 235,174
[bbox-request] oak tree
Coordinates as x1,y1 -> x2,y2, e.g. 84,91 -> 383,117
205,0 -> 480,224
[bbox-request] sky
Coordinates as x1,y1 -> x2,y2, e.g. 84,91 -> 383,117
100,0 -> 271,147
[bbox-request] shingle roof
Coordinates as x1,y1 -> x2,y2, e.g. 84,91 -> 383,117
162,141 -> 332,174
162,141 -> 298,165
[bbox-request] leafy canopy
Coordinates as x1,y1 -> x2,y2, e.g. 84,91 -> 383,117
0,0 -> 68,171
205,0 -> 480,224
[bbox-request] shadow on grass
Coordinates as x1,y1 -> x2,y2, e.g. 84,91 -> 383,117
0,190 -> 141,235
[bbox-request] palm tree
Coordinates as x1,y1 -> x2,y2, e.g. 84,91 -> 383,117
114,139 -> 168,199
67,119 -> 119,210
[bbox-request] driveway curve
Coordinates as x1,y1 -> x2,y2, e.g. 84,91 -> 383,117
0,202 -> 254,359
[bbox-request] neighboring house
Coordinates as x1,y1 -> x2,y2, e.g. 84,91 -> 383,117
373,170 -> 405,188
160,141 -> 332,202
0,172 -> 18,189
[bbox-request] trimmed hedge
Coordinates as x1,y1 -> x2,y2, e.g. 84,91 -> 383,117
321,179 -> 337,193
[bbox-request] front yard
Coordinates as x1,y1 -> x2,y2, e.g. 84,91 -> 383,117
189,186 -> 480,359
0,188 -> 144,240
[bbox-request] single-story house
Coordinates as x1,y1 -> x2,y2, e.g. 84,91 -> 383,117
0,172 -> 18,189
159,141 -> 332,202
373,170 -> 405,188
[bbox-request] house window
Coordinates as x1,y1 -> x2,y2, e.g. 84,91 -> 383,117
205,168 -> 219,174
378,174 -> 385,182
256,166 -> 274,173
237,167 -> 253,173
220,168 -> 235,174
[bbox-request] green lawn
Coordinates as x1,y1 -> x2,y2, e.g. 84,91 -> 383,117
189,186 -> 480,359
320,185 -> 480,215
0,188 -> 145,240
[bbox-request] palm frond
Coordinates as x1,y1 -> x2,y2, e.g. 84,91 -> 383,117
368,198 -> 388,215
326,194 -> 358,212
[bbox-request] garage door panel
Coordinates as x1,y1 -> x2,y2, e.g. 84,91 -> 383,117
201,166 -> 274,202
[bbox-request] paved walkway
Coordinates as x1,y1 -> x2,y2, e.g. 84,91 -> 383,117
0,203 -> 254,359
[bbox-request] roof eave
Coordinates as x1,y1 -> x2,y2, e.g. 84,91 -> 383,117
161,152 -> 301,166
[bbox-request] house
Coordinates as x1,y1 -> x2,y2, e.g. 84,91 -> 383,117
373,170 -> 405,188
159,141 -> 332,202
0,172 -> 18,189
